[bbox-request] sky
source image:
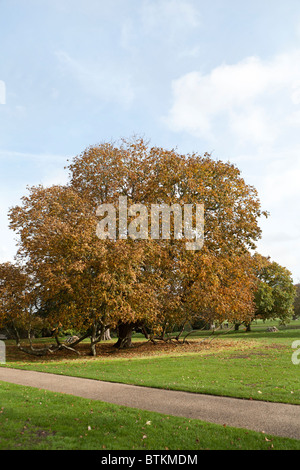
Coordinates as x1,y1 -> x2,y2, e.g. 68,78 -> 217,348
0,0 -> 300,282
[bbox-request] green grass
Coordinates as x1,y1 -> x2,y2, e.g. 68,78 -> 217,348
0,381 -> 299,450
1,319 -> 299,449
5,346 -> 299,404
4,323 -> 300,405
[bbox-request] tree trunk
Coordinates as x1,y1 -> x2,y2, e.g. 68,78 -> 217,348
235,323 -> 240,331
90,322 -> 98,356
245,322 -> 251,332
101,329 -> 111,340
114,323 -> 134,349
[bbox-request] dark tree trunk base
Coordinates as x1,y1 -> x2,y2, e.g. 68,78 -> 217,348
114,323 -> 135,349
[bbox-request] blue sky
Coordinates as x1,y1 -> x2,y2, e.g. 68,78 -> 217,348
1,0 -> 300,282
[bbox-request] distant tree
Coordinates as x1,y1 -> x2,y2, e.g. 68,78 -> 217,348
253,254 -> 296,326
293,284 -> 300,319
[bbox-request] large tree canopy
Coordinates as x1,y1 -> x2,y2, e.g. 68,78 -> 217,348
6,137 -> 269,354
68,138 -> 266,253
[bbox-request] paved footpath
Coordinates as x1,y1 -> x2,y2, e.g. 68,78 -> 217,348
0,367 -> 300,440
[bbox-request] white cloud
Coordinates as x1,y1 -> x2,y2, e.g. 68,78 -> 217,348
229,105 -> 274,145
164,50 -> 300,146
262,156 -> 300,206
164,50 -> 300,281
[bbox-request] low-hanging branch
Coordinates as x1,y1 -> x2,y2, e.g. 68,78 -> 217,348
11,324 -> 87,357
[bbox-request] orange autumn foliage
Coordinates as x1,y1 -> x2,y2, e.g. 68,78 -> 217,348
6,137 -> 267,352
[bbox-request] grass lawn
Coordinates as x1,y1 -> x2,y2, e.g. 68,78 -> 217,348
3,320 -> 300,405
1,380 -> 300,450
1,319 -> 299,449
